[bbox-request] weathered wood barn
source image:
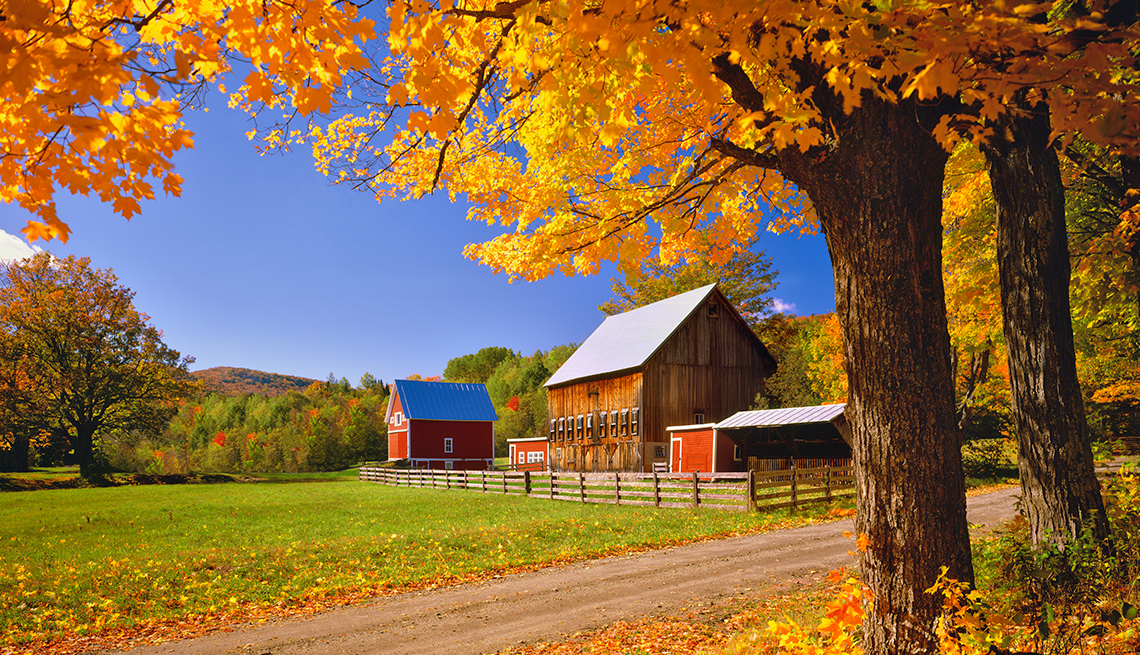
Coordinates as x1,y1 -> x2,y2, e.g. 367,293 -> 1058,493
544,284 -> 777,472
385,379 -> 498,470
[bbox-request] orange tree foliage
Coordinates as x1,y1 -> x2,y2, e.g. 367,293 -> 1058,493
0,253 -> 198,478
941,145 -> 1013,438
305,0 -> 1140,277
1,0 -> 374,240
940,139 -> 1139,438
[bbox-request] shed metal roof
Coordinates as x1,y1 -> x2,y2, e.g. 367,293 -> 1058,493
390,379 -> 498,422
715,403 -> 846,429
545,284 -> 720,387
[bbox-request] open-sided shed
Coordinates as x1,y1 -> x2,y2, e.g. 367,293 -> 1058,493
667,404 -> 852,473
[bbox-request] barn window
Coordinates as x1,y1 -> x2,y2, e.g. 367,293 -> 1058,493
707,302 -> 719,318
558,417 -> 565,439
631,407 -> 639,435
444,438 -> 453,453
528,451 -> 544,463
556,447 -> 562,459
598,413 -> 606,437
576,415 -> 583,438
610,410 -> 618,431
620,408 -> 629,435
549,419 -> 556,440
734,445 -> 742,461
654,445 -> 666,458
694,412 -> 705,424
518,451 -> 526,464
586,413 -> 593,438
445,461 -> 454,469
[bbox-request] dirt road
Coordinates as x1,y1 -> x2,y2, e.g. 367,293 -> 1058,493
110,486 -> 1019,655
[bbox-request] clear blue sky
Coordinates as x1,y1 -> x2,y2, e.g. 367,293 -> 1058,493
0,106 -> 835,385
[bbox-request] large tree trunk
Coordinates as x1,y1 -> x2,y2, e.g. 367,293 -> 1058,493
983,104 -> 1109,548
76,425 -> 100,479
782,97 -> 973,654
0,430 -> 31,472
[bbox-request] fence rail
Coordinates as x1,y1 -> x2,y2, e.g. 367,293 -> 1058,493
359,465 -> 855,512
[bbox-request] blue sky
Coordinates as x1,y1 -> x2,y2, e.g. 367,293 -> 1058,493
0,106 -> 835,385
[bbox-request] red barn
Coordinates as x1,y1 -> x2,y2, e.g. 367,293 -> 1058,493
507,437 -> 549,471
385,379 -> 498,470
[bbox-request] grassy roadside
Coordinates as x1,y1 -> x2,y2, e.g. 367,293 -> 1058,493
0,476 -> 855,654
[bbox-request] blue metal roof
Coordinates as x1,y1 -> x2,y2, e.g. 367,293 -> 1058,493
391,380 -> 498,421
544,284 -> 720,387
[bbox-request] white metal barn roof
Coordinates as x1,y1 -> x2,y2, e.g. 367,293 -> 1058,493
715,403 -> 846,429
544,284 -> 719,387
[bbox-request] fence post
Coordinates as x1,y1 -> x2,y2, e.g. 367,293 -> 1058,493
550,471 -> 556,499
825,466 -> 832,502
791,461 -> 798,509
692,470 -> 700,507
446,471 -> 451,490
480,470 -> 486,493
502,471 -> 507,495
524,470 -> 532,495
579,472 -> 586,503
652,471 -> 661,507
747,469 -> 756,512
614,471 -> 621,505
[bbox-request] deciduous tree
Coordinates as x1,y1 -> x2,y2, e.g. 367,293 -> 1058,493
0,254 -> 198,478
984,103 -> 1110,546
300,2 -> 1140,650
1,0 -> 374,240
444,346 -> 517,384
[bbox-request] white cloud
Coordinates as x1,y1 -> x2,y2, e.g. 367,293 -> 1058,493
772,298 -> 797,314
0,229 -> 42,262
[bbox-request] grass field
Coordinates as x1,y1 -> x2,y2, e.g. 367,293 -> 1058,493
0,473 -> 853,650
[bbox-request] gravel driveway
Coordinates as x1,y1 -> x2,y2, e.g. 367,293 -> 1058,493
109,486 -> 1020,655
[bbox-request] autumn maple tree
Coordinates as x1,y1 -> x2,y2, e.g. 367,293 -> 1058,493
0,0 -> 374,242
293,2 -> 1140,652
0,254 -> 198,478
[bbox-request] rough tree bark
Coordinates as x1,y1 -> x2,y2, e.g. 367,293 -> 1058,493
983,104 -> 1109,548
780,95 -> 974,654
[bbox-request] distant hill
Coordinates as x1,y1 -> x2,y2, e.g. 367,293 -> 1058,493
191,367 -> 319,397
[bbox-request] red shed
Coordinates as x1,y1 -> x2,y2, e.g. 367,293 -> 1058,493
385,379 -> 498,470
507,437 -> 549,471
666,423 -> 739,473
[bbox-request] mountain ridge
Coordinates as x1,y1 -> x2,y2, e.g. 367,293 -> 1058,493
191,366 -> 319,397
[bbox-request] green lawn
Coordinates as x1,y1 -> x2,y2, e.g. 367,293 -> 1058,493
0,476 -> 852,648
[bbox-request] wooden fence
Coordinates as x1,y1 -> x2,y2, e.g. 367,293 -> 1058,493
358,465 -> 855,512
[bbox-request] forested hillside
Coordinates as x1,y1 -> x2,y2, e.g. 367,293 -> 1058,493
191,367 -> 318,397
105,377 -> 390,474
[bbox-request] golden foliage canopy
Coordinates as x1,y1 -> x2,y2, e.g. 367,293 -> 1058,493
2,0 -> 374,241
304,0 -> 1140,280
